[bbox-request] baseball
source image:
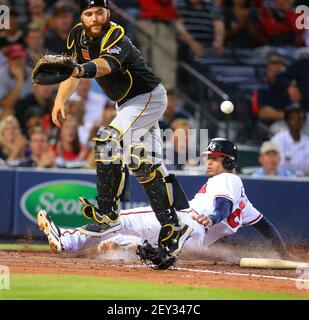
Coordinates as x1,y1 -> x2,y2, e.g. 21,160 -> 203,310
220,100 -> 234,114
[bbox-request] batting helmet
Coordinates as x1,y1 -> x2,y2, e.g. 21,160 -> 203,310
80,0 -> 109,13
202,138 -> 238,170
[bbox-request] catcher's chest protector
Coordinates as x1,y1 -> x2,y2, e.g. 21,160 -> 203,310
66,22 -> 161,104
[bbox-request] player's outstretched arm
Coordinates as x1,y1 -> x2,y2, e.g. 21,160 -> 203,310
252,216 -> 293,260
192,197 -> 233,228
52,77 -> 80,127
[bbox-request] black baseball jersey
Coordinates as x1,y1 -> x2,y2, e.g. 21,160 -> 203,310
67,22 -> 161,105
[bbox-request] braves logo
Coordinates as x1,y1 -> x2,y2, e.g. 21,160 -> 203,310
208,142 -> 217,151
107,45 -> 122,55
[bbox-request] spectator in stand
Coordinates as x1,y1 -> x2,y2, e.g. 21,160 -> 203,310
138,0 -> 178,90
53,115 -> 89,168
278,57 -> 309,134
0,10 -> 24,47
256,55 -> 302,138
176,0 -> 225,60
138,0 -> 202,90
66,97 -> 86,127
87,102 -> 117,143
23,106 -> 45,138
65,96 -> 92,145
164,118 -> 198,170
26,0 -> 49,32
112,0 -> 140,45
252,140 -> 294,177
71,79 -> 108,127
288,79 -> 303,106
0,115 -> 26,165
159,90 -> 194,130
223,0 -> 262,48
45,1 -> 74,55
272,106 -> 309,176
0,44 -> 33,120
258,0 -> 305,47
24,25 -> 45,68
99,101 -> 117,127
278,58 -> 309,112
14,83 -> 57,134
270,81 -> 304,136
8,1 -> 29,28
20,127 -> 55,168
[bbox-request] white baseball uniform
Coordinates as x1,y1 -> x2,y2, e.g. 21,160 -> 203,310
59,173 -> 263,254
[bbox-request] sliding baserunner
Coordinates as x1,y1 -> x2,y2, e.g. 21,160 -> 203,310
38,138 -> 292,268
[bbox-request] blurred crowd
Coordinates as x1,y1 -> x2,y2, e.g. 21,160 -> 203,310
0,0 -> 309,177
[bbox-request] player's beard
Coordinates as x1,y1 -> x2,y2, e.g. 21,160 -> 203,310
82,12 -> 111,39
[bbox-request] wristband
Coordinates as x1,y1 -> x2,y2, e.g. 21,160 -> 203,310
76,61 -> 97,78
208,214 -> 217,226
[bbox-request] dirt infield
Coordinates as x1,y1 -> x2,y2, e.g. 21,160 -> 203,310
1,247 -> 308,297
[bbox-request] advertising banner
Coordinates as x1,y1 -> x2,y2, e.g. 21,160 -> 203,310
0,168 -> 306,244
0,169 -> 15,236
13,169 -> 151,236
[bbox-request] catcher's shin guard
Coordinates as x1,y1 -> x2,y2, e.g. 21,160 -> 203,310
79,197 -> 121,237
158,224 -> 193,256
93,126 -> 126,221
129,146 -> 188,227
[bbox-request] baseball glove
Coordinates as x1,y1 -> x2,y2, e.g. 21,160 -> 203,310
136,240 -> 177,270
32,55 -> 78,85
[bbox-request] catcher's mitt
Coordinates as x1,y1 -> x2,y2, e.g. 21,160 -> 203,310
32,55 -> 78,85
136,240 -> 177,270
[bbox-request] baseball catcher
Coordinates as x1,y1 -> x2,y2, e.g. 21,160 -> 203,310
33,0 -> 192,260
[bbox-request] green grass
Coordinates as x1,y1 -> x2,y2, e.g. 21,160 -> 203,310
0,243 -> 49,251
0,274 -> 306,300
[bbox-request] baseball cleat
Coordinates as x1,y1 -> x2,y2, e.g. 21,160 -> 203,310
79,220 -> 121,237
159,224 -> 193,256
37,210 -> 63,253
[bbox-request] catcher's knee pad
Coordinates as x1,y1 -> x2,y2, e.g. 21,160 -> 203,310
128,145 -> 157,183
93,126 -> 122,163
93,126 -> 126,215
129,146 -> 180,226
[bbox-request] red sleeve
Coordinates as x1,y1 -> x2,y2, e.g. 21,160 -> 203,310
260,7 -> 304,36
285,10 -> 305,34
252,89 -> 259,116
259,7 -> 290,36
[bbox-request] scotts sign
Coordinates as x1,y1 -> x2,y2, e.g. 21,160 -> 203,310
20,180 -> 97,228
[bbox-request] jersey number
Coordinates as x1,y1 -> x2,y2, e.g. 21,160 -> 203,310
227,209 -> 242,228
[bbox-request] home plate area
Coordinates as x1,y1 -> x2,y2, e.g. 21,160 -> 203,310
1,242 -> 308,299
